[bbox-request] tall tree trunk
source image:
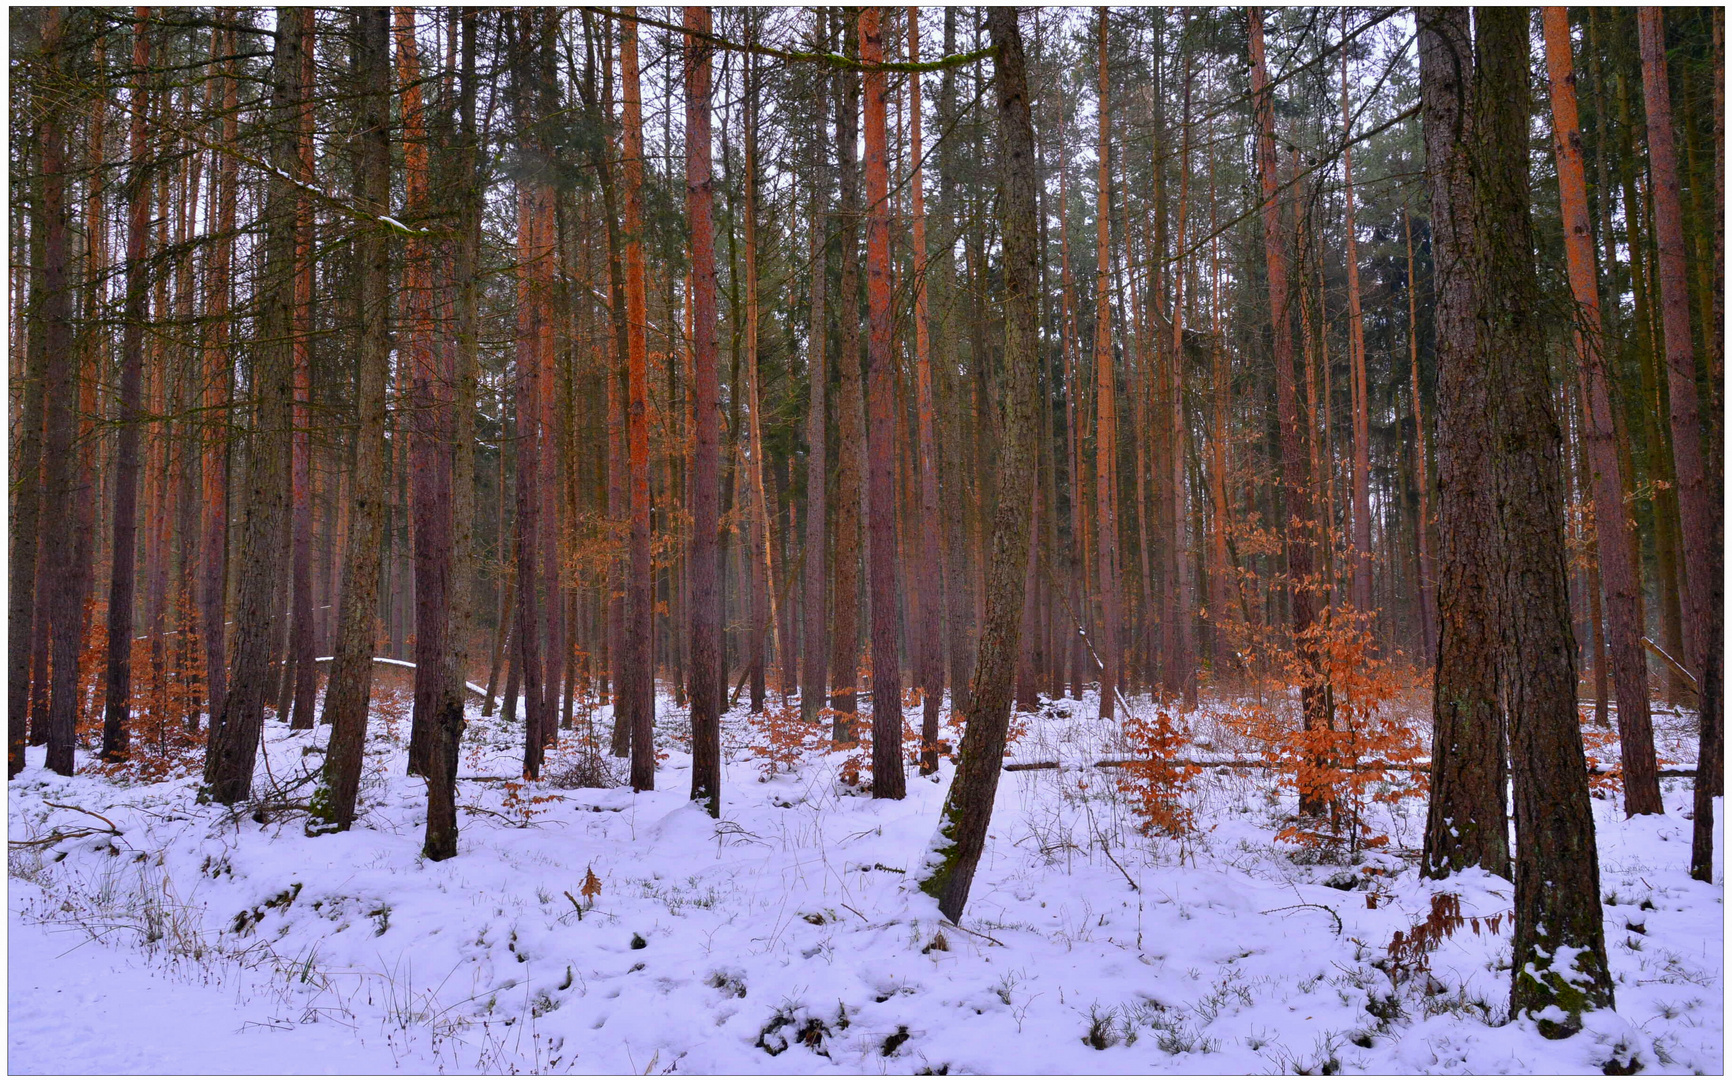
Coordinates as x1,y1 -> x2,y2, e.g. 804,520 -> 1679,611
99,8 -> 154,768
19,10 -> 74,778
288,17 -> 318,731
1168,33 -> 1197,708
861,7 -> 906,800
1418,8 -> 1509,878
1542,8 -> 1662,817
1402,209 -> 1436,665
425,8 -> 481,859
202,17 -> 239,727
205,6 -> 304,804
830,19 -> 866,743
741,25 -> 777,717
621,8 -> 656,792
908,7 -> 945,774
400,8 -> 447,777
800,16 -> 830,727
1472,8 -> 1614,1030
1638,7 -> 1724,880
1091,11 -> 1120,721
1250,8 -> 1327,808
312,6 -> 391,835
685,5 -> 724,816
1340,14 -> 1374,619
920,6 -> 1040,921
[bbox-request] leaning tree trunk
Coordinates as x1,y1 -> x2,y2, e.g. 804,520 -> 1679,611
1469,8 -> 1615,1032
919,6 -> 1041,923
1417,8 -> 1510,880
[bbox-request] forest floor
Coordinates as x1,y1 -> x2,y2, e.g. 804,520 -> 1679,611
8,682 -> 1720,1074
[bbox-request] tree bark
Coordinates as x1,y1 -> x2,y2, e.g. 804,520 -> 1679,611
201,16 -> 239,728
621,8 -> 656,792
18,10 -> 74,778
1091,11 -> 1120,722
1473,8 -> 1614,1031
908,7 -> 945,775
1542,8 -> 1662,817
685,6 -> 724,816
288,16 -> 318,731
1402,209 -> 1436,666
801,15 -> 831,727
920,6 -> 1041,922
204,6 -> 303,805
1340,13 -> 1374,619
1250,8 -> 1327,810
311,6 -> 391,835
830,18 -> 866,744
1418,7 -> 1509,879
1637,6 -> 1724,880
860,7 -> 906,800
100,8 -> 155,769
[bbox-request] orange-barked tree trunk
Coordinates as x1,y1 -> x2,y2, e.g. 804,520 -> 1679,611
861,7 -> 905,799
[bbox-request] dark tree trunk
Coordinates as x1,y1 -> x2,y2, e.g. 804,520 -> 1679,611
201,16 -> 239,729
311,7 -> 391,835
99,10 -> 155,769
425,9 -> 481,860
15,11 -> 72,778
920,6 -> 1040,922
1418,8 -> 1510,879
1467,9 -> 1614,1031
800,23 -> 830,727
1250,8 -> 1327,811
685,5 -> 724,816
205,7 -> 303,805
288,19 -> 318,732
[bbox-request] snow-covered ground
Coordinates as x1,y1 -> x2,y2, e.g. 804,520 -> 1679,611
8,686 -> 1721,1074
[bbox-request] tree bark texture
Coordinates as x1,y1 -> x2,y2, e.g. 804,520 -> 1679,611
1418,7 -> 1510,880
920,6 -> 1040,923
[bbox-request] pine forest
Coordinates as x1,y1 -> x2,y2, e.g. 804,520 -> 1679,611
7,7 -> 1724,1073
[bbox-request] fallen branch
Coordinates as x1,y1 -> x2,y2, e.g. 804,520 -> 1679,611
310,656 -> 487,700
1642,637 -> 1699,696
41,801 -> 123,835
942,919 -> 1005,947
1261,902 -> 1343,936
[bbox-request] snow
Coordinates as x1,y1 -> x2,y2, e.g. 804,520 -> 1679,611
8,690 -> 1721,1074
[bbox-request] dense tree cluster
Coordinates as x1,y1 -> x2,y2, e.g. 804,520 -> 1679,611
8,5 -> 1721,1034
